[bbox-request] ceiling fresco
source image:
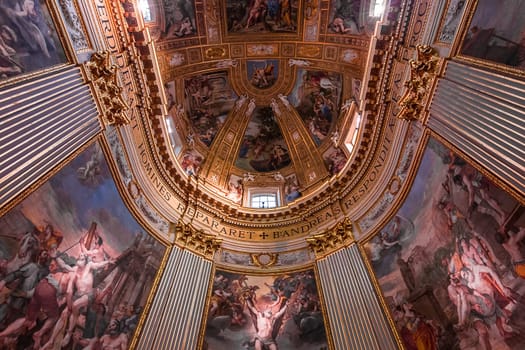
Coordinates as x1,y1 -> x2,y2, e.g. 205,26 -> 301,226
289,69 -> 342,147
0,142 -> 168,349
140,0 -> 376,213
3,0 -> 524,348
180,148 -> 204,176
183,71 -> 238,148
160,0 -> 197,38
364,136 -> 525,349
235,106 -> 290,173
247,59 -> 279,89
203,268 -> 328,349
323,145 -> 348,176
459,0 -> 525,71
328,0 -> 364,34
225,0 -> 299,34
0,0 -> 66,81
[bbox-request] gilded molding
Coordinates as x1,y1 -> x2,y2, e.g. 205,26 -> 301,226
306,217 -> 354,257
174,221 -> 223,259
204,46 -> 227,59
397,45 -> 441,122
84,51 -> 130,127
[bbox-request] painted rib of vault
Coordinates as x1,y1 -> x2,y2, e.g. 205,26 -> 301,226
364,137 -> 525,349
0,142 -> 167,349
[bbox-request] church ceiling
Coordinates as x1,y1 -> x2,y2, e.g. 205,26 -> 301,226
92,0 -> 433,253
144,0 -> 375,209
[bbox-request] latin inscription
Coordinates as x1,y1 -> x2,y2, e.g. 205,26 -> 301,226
408,1 -> 429,48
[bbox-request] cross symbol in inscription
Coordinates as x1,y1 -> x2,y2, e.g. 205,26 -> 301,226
259,232 -> 269,240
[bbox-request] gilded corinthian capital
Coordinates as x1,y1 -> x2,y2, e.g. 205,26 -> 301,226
84,51 -> 130,127
306,217 -> 354,257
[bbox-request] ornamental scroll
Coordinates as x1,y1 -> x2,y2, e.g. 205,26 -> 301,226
250,253 -> 279,268
174,221 -> 222,259
306,217 -> 354,257
84,51 -> 130,126
397,45 -> 441,122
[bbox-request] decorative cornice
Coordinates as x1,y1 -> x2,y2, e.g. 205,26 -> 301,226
397,45 -> 441,122
173,221 -> 222,259
306,217 -> 354,257
84,51 -> 130,127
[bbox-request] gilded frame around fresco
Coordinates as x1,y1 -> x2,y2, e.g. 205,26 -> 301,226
0,133 -> 173,349
354,128 -> 430,341
432,0 -> 470,46
198,263 -> 334,350
358,127 -> 525,350
220,0 -> 304,42
0,0 -> 77,87
452,0 -> 525,77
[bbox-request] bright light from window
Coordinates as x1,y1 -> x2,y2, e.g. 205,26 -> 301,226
165,116 -> 182,155
138,0 -> 152,22
370,0 -> 386,18
345,113 -> 362,153
251,194 -> 277,209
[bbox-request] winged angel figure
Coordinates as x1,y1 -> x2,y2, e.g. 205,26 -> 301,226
77,146 -> 103,186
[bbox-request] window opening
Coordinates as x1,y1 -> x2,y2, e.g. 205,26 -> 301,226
251,194 -> 277,209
